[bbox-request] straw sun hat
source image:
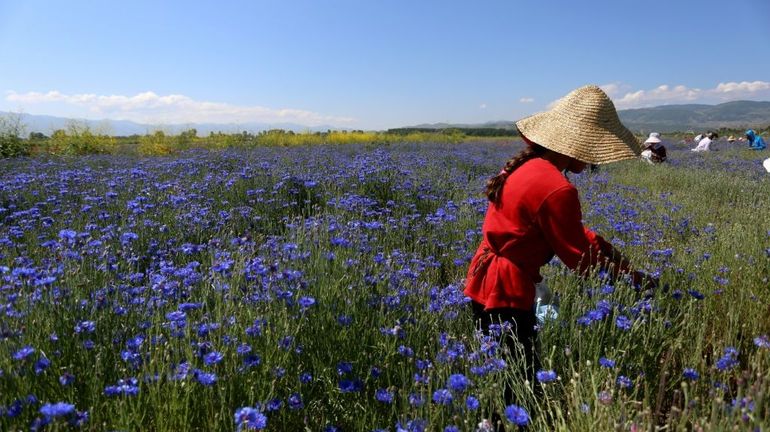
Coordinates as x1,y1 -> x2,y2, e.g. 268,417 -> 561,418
515,85 -> 641,164
644,132 -> 662,144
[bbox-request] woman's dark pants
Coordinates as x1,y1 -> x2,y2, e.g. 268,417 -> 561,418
471,300 -> 539,404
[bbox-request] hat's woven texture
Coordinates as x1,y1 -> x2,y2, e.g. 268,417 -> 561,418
516,85 -> 640,164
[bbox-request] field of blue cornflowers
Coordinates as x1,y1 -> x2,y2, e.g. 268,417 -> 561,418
1,139 -> 769,431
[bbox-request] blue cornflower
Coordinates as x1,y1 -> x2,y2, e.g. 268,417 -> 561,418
375,388 -> 394,403
243,354 -> 261,368
34,358 -> 51,374
396,418 -> 427,432
588,309 -> 606,321
203,351 -> 224,366
465,395 -> 480,411
71,410 -> 89,427
234,407 -> 267,430
536,370 -> 557,383
288,393 -> 303,410
413,372 -> 429,384
197,323 -> 221,337
504,404 -> 530,426
338,378 -> 363,393
687,289 -> 705,300
74,320 -> 96,334
266,398 -> 283,411
715,347 -> 739,371
432,389 -> 453,405
58,229 -> 77,243
120,232 -> 139,245
6,399 -> 23,417
600,284 -> 615,295
59,373 -> 75,386
444,426 -> 460,432
336,361 -> 353,376
165,310 -> 186,321
615,315 -> 632,331
104,378 -> 139,396
754,335 -> 769,349
415,359 -> 432,370
278,336 -> 294,350
408,393 -> 425,407
40,402 -> 75,417
178,302 -> 203,311
599,357 -> 616,368
195,370 -> 217,386
13,346 -> 35,361
398,345 -> 414,357
447,373 -> 471,392
126,335 -> 144,350
617,375 -> 633,389
298,296 -> 316,309
300,372 -> 313,384
683,368 -> 699,381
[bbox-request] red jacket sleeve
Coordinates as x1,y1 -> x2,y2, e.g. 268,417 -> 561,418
536,186 -> 605,274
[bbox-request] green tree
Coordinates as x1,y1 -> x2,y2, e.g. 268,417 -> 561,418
139,130 -> 174,155
0,112 -> 29,158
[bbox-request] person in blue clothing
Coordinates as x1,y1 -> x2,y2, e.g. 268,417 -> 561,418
746,129 -> 767,150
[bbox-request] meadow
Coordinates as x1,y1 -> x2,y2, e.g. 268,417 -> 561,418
1,138 -> 769,431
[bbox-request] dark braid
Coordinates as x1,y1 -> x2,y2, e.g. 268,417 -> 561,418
486,143 -> 546,204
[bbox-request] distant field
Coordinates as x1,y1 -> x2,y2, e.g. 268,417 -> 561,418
1,140 -> 769,431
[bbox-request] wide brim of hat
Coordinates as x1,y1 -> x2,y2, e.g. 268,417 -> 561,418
516,110 -> 640,165
644,137 -> 662,144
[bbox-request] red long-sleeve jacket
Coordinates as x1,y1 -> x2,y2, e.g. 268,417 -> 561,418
464,158 -> 613,311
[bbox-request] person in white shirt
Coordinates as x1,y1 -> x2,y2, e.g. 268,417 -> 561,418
692,132 -> 717,152
693,133 -> 703,144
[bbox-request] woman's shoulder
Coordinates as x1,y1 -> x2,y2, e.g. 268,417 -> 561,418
517,158 -> 572,186
511,158 -> 575,202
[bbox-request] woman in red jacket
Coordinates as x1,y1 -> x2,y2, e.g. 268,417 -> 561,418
465,85 -> 657,394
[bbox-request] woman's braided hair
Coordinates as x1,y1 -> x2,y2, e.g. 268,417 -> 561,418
485,143 -> 547,204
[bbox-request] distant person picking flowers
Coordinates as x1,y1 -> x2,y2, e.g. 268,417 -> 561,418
746,129 -> 767,150
641,132 -> 667,164
692,132 -> 717,152
464,85 -> 658,409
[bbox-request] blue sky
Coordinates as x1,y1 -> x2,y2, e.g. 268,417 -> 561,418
1,0 -> 769,129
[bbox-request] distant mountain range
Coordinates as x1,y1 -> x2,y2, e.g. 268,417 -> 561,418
0,112 -> 342,136
407,101 -> 770,133
3,100 -> 770,136
407,120 -> 516,130
618,100 -> 770,132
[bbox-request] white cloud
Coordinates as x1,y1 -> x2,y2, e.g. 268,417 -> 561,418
598,82 -> 634,98
541,81 -> 770,111
519,97 -> 534,103
479,103 -> 487,109
713,80 -> 770,94
611,81 -> 770,109
4,90 -> 355,126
